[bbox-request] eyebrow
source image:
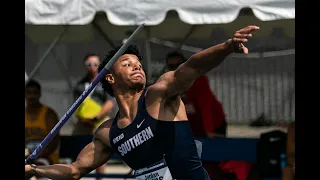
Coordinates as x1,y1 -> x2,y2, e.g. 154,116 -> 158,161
120,57 -> 140,63
120,58 -> 130,62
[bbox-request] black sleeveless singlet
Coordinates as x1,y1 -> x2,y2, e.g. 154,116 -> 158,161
109,89 -> 210,179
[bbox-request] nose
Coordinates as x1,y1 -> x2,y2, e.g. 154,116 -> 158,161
133,65 -> 141,71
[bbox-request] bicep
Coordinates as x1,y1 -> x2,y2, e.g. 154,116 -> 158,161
73,138 -> 113,176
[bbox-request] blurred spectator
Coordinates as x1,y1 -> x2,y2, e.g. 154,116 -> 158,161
282,121 -> 295,180
25,80 -> 60,166
73,53 -> 116,134
73,53 -> 116,179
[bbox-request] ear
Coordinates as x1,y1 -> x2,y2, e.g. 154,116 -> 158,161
106,74 -> 115,84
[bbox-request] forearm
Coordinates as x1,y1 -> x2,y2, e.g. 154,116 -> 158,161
185,39 -> 234,77
32,163 -> 81,180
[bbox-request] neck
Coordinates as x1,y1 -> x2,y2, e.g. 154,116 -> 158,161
114,87 -> 144,119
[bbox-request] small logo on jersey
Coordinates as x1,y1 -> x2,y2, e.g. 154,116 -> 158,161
118,126 -> 154,156
137,119 -> 145,128
113,133 -> 124,144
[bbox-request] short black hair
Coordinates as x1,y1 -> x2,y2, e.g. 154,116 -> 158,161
26,79 -> 41,91
83,53 -> 99,62
98,44 -> 143,97
166,51 -> 186,63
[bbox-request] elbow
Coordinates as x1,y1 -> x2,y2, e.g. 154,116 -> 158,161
71,169 -> 81,180
70,165 -> 81,180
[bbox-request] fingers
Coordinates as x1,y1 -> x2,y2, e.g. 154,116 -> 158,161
233,25 -> 259,41
234,33 -> 252,38
232,37 -> 248,43
232,25 -> 259,54
242,47 -> 249,55
237,25 -> 260,34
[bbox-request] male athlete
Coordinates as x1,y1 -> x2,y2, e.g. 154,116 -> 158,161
25,25 -> 259,180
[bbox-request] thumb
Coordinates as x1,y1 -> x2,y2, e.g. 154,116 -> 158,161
242,47 -> 249,54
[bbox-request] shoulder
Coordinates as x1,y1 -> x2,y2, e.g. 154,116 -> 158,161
94,119 -> 114,139
146,72 -> 175,98
152,71 -> 175,87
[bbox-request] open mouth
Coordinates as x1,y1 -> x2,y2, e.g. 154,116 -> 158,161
131,72 -> 144,78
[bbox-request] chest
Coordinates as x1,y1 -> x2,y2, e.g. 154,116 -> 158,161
111,117 -> 158,157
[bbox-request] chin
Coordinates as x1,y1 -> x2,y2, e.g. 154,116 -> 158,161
130,80 -> 145,89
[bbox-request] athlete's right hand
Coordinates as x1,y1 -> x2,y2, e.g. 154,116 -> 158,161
25,165 -> 34,179
231,25 -> 259,54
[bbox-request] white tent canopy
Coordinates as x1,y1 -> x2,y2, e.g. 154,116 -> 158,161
25,0 -> 295,44
25,0 -> 294,25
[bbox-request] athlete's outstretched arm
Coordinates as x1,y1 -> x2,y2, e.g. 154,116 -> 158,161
25,120 -> 114,180
25,137 -> 113,180
151,25 -> 259,99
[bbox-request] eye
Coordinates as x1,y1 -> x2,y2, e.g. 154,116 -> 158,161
123,64 -> 130,67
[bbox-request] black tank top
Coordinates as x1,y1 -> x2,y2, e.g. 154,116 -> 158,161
109,89 -> 210,180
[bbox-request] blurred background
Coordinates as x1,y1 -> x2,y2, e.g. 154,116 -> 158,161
25,0 -> 295,180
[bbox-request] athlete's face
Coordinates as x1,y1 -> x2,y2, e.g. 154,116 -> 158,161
106,54 -> 146,89
25,87 -> 41,106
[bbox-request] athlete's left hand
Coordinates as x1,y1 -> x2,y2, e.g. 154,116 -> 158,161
232,25 -> 260,54
25,164 -> 35,179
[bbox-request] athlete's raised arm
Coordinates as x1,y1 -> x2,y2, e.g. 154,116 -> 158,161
149,25 -> 259,99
